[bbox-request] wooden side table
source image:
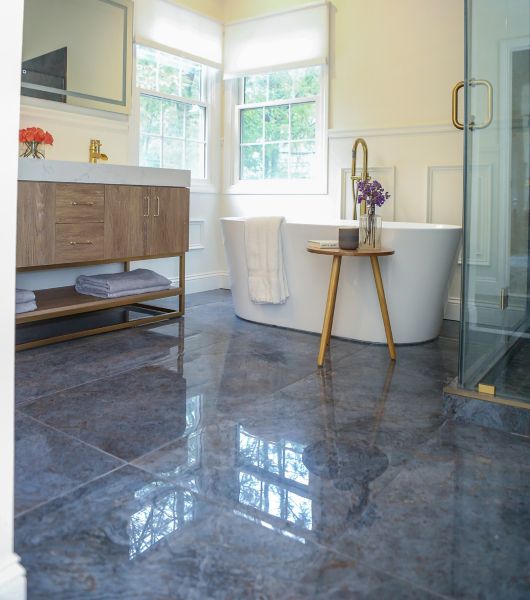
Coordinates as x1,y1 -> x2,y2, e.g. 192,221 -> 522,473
307,246 -> 396,366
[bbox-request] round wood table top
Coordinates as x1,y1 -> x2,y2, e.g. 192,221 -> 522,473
307,246 -> 395,257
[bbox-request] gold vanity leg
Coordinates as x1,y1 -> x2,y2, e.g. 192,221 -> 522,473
370,255 -> 396,360
317,255 -> 342,367
179,253 -> 185,314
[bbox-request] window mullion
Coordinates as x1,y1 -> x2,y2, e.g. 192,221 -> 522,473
236,96 -> 316,110
261,106 -> 265,179
287,104 -> 292,179
139,88 -> 207,108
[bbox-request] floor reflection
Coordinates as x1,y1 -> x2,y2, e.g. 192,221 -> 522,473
129,484 -> 195,559
237,426 -> 313,530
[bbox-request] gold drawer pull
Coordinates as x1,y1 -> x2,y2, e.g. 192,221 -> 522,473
154,196 -> 160,217
71,201 -> 95,206
69,241 -> 93,245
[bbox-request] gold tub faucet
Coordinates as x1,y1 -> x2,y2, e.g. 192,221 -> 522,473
351,137 -> 369,219
89,139 -> 108,164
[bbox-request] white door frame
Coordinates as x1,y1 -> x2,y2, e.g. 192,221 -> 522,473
0,0 -> 27,598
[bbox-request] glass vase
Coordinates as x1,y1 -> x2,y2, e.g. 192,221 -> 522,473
359,213 -> 382,250
19,141 -> 45,159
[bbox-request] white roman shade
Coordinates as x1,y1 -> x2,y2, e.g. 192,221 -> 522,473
134,0 -> 223,68
223,2 -> 329,79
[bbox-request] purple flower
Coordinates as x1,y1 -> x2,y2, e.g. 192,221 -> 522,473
357,179 -> 390,208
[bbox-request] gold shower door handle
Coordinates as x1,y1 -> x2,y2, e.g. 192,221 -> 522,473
452,79 -> 493,130
452,81 -> 464,130
469,79 -> 493,130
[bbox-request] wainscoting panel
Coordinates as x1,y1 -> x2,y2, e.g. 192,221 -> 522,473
189,219 -> 205,251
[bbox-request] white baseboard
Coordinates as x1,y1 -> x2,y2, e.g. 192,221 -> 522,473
170,271 -> 231,294
444,296 -> 461,321
219,271 -> 231,289
0,554 -> 26,600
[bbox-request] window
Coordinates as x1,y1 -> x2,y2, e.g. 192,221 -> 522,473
234,65 -> 325,187
135,44 -> 209,179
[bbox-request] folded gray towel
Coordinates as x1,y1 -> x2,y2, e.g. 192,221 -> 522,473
75,284 -> 171,299
16,288 -> 35,304
16,300 -> 37,314
75,269 -> 171,296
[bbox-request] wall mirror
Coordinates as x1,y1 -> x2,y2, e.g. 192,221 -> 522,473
21,0 -> 132,113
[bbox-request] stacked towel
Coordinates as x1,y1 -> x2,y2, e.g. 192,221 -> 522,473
244,216 -> 289,304
75,268 -> 172,299
16,288 -> 37,313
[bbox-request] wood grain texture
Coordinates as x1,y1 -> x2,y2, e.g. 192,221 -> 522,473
16,285 -> 180,324
55,223 -> 104,263
104,185 -> 146,260
16,181 -> 56,267
146,186 -> 189,256
55,183 -> 105,223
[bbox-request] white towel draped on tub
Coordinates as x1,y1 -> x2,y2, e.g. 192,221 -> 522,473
244,216 -> 289,304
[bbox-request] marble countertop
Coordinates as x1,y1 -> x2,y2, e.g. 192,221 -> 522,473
18,159 -> 191,188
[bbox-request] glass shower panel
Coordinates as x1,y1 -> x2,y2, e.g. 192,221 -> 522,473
460,0 -> 530,402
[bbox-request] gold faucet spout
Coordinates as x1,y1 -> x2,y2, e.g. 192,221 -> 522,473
351,137 -> 369,219
89,139 -> 108,164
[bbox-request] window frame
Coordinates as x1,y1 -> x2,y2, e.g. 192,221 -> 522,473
131,42 -> 221,193
224,65 -> 328,195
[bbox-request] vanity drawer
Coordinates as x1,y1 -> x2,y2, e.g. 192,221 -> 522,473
55,223 -> 104,263
55,183 -> 105,223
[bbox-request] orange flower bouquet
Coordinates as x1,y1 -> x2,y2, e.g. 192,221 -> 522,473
19,127 -> 54,159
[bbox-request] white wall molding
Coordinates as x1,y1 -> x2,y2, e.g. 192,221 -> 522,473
189,219 -> 205,250
427,163 -> 492,267
329,123 -> 459,139
444,296 -> 461,321
340,166 -> 396,221
171,270 -> 230,294
20,99 -> 129,131
426,165 -> 463,223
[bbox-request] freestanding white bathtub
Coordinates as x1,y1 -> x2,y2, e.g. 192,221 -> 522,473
221,218 -> 461,344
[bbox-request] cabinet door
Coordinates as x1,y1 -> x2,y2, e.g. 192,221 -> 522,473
17,181 -> 55,267
104,185 -> 146,260
146,186 -> 189,256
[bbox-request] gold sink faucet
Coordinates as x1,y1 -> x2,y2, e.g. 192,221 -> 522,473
351,138 -> 369,219
89,139 -> 108,164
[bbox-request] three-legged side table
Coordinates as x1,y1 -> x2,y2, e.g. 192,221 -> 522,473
307,247 -> 396,367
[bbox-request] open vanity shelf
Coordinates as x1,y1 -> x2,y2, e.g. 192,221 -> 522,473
16,284 -> 182,324
16,160 -> 190,350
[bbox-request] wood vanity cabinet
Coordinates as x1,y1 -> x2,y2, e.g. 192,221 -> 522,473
16,181 -> 189,268
16,174 -> 189,351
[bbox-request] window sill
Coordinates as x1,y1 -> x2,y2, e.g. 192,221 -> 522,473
224,179 -> 327,196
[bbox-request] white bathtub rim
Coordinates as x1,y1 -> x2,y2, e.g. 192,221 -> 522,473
221,216 -> 461,231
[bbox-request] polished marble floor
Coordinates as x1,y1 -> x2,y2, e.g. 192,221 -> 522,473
15,290 -> 530,599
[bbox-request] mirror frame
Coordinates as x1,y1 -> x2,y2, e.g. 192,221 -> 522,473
21,0 -> 133,114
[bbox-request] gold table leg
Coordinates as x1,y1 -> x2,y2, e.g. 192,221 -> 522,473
318,255 -> 342,367
370,255 -> 396,360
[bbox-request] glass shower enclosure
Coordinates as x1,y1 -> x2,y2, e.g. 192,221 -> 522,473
458,0 -> 530,403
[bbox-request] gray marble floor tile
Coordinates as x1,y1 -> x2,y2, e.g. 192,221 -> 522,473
332,420 -> 530,600
167,326 -> 365,401
15,325 -> 186,406
333,336 -> 459,386
15,465 -> 438,600
20,364 -> 191,461
15,412 -> 123,515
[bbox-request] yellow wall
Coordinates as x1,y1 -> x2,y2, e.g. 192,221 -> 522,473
223,0 -> 464,130
171,0 -> 224,20
223,0 -> 308,21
